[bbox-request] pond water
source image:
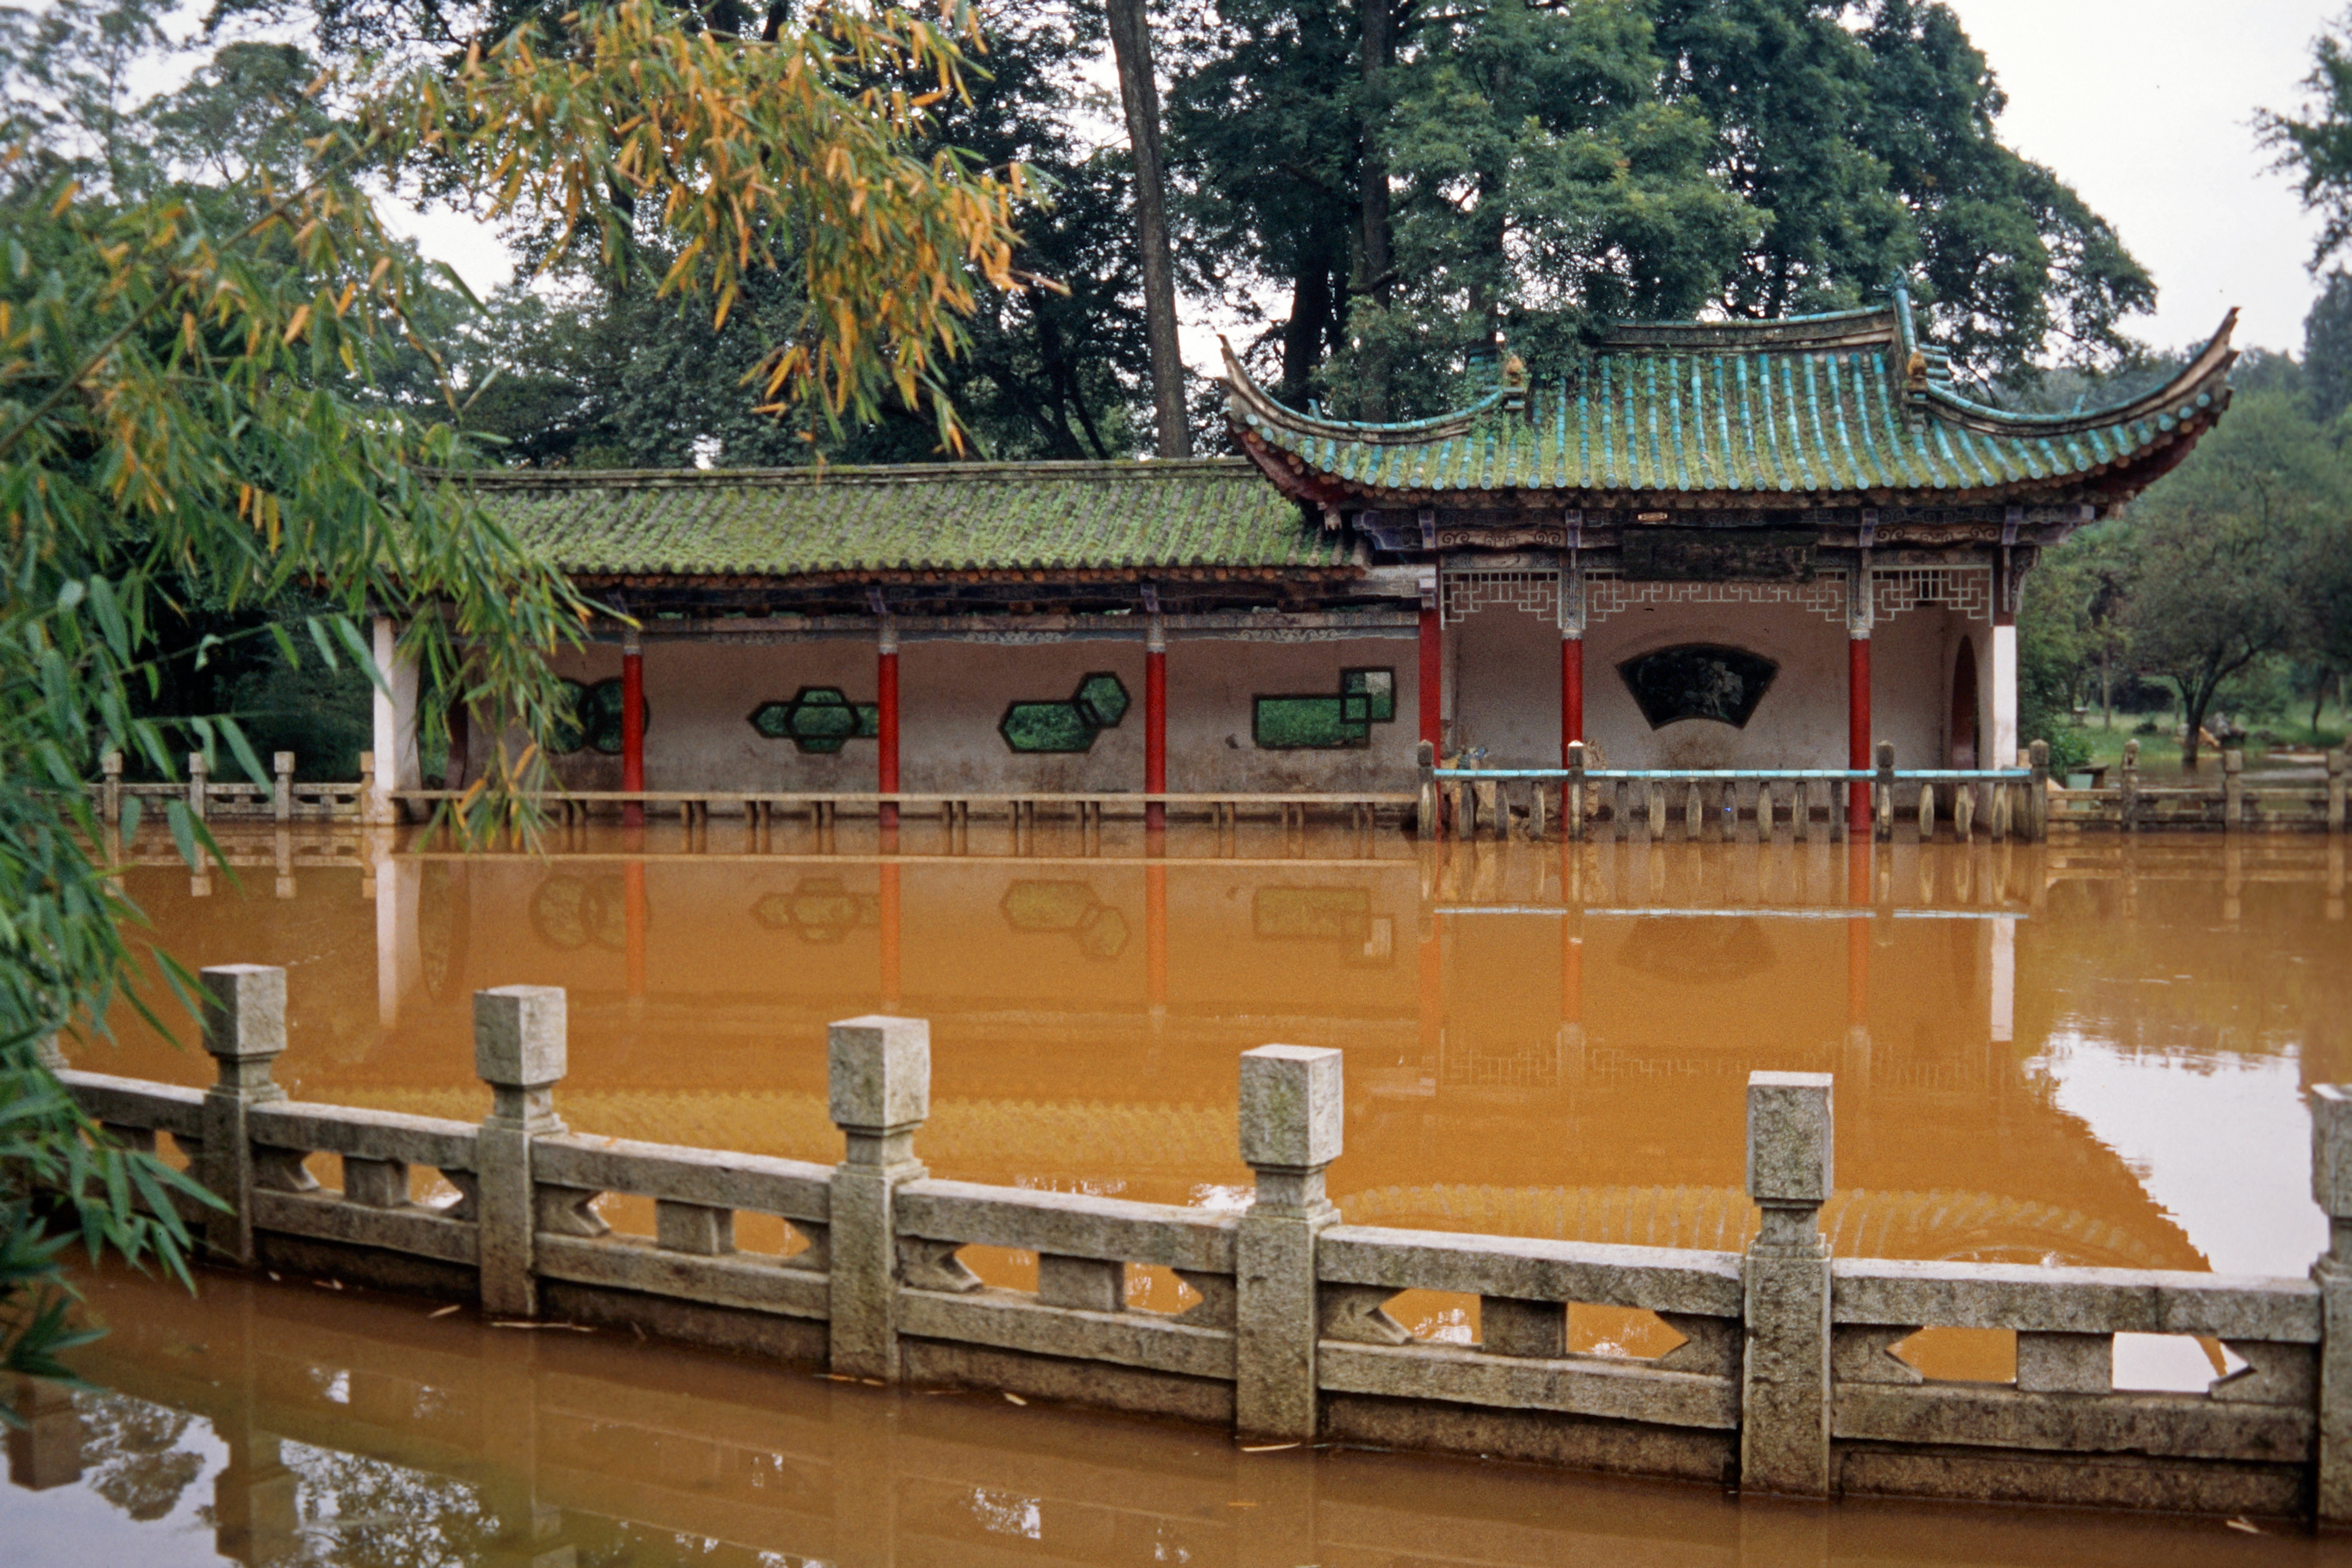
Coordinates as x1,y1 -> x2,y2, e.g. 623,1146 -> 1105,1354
9,821 -> 2352,1564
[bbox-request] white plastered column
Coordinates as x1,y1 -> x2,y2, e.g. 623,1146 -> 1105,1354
368,615 -> 422,821
1990,622 -> 2019,766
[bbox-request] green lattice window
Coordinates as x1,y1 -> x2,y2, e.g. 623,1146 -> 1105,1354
1000,672 -> 1130,754
748,688 -> 881,754
1253,667 -> 1397,750
554,677 -> 646,756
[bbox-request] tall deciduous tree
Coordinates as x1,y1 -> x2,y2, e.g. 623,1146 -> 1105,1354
2116,390 -> 2346,768
1106,0 -> 1191,456
0,0 -> 1030,1412
2263,8 -> 2352,270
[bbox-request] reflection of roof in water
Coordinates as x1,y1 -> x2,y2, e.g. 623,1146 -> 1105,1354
1341,1183 -> 2206,1272
333,1086 -> 2206,1273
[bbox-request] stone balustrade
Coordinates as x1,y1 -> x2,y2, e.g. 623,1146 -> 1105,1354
50,964 -> 2352,1522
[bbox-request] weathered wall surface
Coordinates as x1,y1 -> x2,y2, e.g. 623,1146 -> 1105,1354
1479,600 -> 1988,775
1582,600 -> 1846,770
1167,635 -> 1420,793
499,634 -> 1424,797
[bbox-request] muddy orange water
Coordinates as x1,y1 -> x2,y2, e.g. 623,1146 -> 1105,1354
9,821 -> 2352,1564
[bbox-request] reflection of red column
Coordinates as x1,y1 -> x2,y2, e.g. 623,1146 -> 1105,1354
1146,863 -> 1167,1010
878,623 -> 900,832
623,858 -> 646,998
1561,916 -> 1582,1026
1847,634 -> 1871,833
1145,622 -> 1167,835
1560,635 -> 1583,763
1419,605 -> 1442,752
1846,842 -> 1870,1030
879,862 -> 900,1010
621,632 -> 645,829
1418,914 -> 1443,1064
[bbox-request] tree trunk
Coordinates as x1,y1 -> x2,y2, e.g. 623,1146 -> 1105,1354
1355,0 -> 1392,419
1106,0 -> 1191,458
1282,254 -> 1336,404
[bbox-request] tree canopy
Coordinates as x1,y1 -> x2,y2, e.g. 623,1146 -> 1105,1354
0,0 -> 1028,1412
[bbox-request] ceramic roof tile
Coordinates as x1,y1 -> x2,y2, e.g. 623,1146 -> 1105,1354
464,459 -> 1351,578
1222,294 -> 2238,506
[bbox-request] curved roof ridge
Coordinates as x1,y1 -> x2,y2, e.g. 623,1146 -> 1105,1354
456,456 -> 1261,490
1219,334 -> 1500,446
1918,309 -> 2239,438
1597,304 -> 1898,353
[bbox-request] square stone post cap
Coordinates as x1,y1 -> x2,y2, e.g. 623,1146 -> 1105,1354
1748,1071 -> 1833,1205
2314,1086 -> 2352,1218
474,986 -> 567,1090
1240,1044 -> 1344,1172
828,1015 -> 930,1133
201,965 -> 286,1062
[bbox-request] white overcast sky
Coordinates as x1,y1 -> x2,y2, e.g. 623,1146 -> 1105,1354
380,1 -> 2343,363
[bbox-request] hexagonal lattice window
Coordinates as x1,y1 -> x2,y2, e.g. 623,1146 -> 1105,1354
747,687 -> 881,754
554,677 -> 647,756
1001,671 -> 1132,754
1075,671 -> 1130,729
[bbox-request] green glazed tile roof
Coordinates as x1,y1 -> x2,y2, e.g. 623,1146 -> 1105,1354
1226,292 -> 2237,504
467,458 -> 1351,578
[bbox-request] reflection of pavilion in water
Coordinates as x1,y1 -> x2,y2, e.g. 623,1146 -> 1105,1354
328,834 -> 2214,1277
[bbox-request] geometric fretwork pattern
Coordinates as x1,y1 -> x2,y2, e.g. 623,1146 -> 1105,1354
1442,571 -> 1560,626
1585,573 -> 1849,627
1871,565 -> 1992,623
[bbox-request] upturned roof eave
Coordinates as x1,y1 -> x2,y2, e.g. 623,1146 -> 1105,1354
1918,310 -> 2239,438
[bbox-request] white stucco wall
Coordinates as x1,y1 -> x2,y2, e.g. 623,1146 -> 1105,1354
491,634 -> 1424,796
1165,635 -> 1422,792
1426,597 -> 1995,773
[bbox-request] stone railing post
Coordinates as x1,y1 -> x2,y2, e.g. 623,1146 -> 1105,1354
1873,742 -> 1896,842
273,751 -> 295,824
1416,739 -> 1437,841
2329,744 -> 2347,835
198,965 -> 291,1266
2312,1085 -> 2352,1523
2121,738 -> 2141,832
1565,740 -> 1587,842
99,750 -> 121,826
828,1014 -> 933,1381
358,750 -> 380,824
187,750 -> 209,824
1235,1044 -> 1344,1442
2224,746 -> 2245,832
1741,1070 -> 1834,1497
6,1375 -> 83,1490
474,985 -> 568,1317
2028,740 -> 2050,842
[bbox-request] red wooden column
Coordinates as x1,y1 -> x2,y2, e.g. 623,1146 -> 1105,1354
1145,613 -> 1167,834
1847,636 -> 1872,833
620,628 -> 645,829
1561,639 -> 1583,762
877,617 -> 900,832
1418,603 -> 1442,754
1560,541 -> 1583,766
1847,558 -> 1872,833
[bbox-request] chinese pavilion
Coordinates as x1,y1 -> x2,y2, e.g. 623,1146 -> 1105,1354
392,289 -> 2236,818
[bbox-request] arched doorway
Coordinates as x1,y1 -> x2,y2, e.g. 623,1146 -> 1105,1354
1950,638 -> 1980,769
